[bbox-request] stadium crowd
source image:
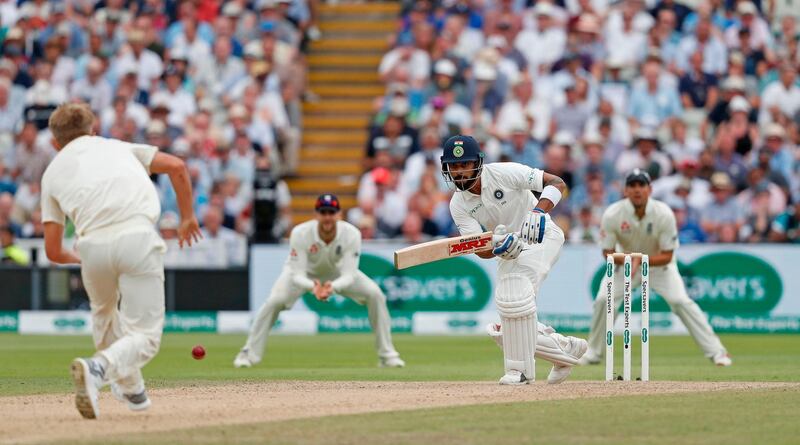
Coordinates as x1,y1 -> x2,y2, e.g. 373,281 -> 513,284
1,0 -> 800,268
355,0 -> 800,245
0,0 -> 325,265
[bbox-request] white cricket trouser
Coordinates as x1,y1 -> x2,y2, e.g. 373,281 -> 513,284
242,269 -> 400,363
587,262 -> 727,358
498,221 -> 574,364
77,222 -> 166,394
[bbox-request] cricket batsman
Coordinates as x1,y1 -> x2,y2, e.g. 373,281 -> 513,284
442,135 -> 588,385
41,103 -> 202,419
579,169 -> 732,366
234,194 -> 405,368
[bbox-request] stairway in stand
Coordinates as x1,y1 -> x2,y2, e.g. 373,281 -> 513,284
289,1 -> 399,225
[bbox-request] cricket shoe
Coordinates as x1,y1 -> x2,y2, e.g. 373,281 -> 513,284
712,352 -> 733,367
499,370 -> 530,385
111,383 -> 151,411
577,350 -> 602,366
547,337 -> 589,385
379,356 -> 406,368
233,351 -> 253,368
70,358 -> 105,419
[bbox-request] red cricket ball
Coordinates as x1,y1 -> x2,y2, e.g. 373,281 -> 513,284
192,345 -> 206,360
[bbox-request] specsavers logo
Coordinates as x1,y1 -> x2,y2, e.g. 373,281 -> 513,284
590,252 -> 782,314
302,253 -> 492,314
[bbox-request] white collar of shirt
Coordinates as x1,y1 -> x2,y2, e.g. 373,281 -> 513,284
623,197 -> 654,220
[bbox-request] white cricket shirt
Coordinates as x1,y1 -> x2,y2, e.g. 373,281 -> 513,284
600,197 -> 679,263
41,135 -> 160,237
449,162 -> 545,235
287,220 -> 361,292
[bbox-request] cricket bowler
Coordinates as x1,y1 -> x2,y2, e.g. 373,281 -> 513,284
41,103 -> 202,419
234,194 -> 405,368
579,169 -> 732,366
442,135 -> 588,385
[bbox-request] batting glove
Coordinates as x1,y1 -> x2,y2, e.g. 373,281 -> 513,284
492,225 -> 524,260
520,208 -> 547,245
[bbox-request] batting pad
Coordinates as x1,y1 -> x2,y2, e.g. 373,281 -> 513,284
495,274 -> 537,381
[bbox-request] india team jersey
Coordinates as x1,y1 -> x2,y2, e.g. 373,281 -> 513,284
600,198 -> 679,263
449,162 -> 545,235
287,220 -> 361,290
41,135 -> 160,237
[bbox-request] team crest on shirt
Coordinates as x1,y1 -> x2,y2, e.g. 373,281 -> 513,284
309,244 -> 319,254
335,245 -> 342,256
493,189 -> 504,200
647,223 -> 653,235
620,221 -> 631,233
290,248 -> 297,257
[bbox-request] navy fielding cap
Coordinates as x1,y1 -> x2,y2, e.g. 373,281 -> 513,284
625,169 -> 651,186
315,193 -> 341,212
441,135 -> 484,164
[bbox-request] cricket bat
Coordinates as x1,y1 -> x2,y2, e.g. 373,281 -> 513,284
393,231 -> 494,269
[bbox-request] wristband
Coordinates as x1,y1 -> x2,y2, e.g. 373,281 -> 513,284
533,207 -> 546,213
539,185 -> 562,208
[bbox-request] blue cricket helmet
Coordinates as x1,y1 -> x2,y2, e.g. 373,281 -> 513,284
440,135 -> 485,191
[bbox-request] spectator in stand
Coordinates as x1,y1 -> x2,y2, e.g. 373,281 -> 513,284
364,112 -> 418,170
402,126 -> 445,193
703,75 -> 751,139
552,78 -> 592,140
514,3 -> 566,75
0,223 -> 28,265
615,127 -> 672,180
201,205 -> 247,266
759,123 -> 795,188
6,121 -> 52,183
663,119 -> 704,165
723,95 -> 758,157
568,205 -> 601,244
670,199 -> 707,244
676,17 -> 727,76
378,32 -> 430,88
627,57 -> 683,129
499,122 -> 543,168
770,196 -> 800,242
712,124 -> 749,187
737,166 -> 787,216
679,50 -> 719,111
740,184 -> 775,242
759,62 -> 800,126
701,172 -> 745,242
724,1 -> 774,60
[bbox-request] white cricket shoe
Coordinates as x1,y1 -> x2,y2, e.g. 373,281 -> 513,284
233,351 -> 253,368
379,356 -> 406,368
712,352 -> 733,367
70,358 -> 105,419
547,337 -> 588,385
577,350 -> 602,366
499,370 -> 530,385
111,383 -> 151,411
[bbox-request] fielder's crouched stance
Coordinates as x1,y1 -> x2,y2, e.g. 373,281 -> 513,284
235,194 -> 404,368
442,135 -> 587,385
579,170 -> 732,367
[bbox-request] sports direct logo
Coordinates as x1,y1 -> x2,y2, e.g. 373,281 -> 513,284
448,235 -> 492,255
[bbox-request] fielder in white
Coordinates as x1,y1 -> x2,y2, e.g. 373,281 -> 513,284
441,135 -> 588,385
579,169 -> 732,366
234,193 -> 404,368
41,103 -> 202,419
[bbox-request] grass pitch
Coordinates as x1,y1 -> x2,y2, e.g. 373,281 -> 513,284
1,333 -> 798,444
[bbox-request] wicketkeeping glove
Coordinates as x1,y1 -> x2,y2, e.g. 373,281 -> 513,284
520,208 -> 547,245
492,225 -> 524,260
